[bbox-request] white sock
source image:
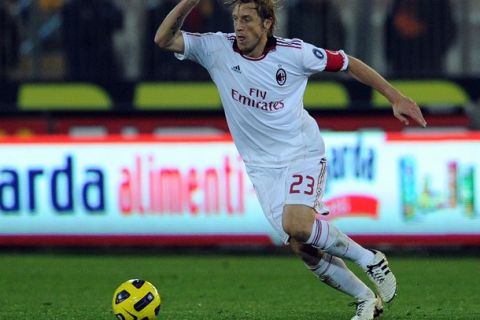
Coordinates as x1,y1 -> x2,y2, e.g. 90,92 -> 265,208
306,219 -> 374,270
308,253 -> 375,301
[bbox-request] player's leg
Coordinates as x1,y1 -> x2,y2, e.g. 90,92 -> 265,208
289,239 -> 383,320
283,204 -> 375,269
289,239 -> 374,300
282,155 -> 397,303
244,163 -> 388,318
283,205 -> 396,303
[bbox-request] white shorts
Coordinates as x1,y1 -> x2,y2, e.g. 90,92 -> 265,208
245,156 -> 329,244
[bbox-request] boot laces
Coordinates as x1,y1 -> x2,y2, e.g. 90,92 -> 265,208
366,261 -> 386,283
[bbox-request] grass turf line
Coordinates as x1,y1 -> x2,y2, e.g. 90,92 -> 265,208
0,254 -> 478,319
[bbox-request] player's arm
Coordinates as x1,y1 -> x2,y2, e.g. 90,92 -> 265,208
154,0 -> 200,53
347,55 -> 427,127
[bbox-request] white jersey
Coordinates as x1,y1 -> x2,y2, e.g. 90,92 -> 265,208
176,32 -> 349,167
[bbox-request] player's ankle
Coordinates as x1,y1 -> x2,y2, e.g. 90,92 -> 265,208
355,250 -> 375,271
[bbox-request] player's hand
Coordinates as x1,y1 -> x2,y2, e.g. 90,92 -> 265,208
392,96 -> 427,127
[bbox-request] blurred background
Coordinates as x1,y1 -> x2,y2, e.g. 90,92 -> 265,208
2,0 -> 480,81
0,0 -> 479,249
2,3 -> 480,319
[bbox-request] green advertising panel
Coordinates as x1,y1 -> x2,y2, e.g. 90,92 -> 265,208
18,83 -> 112,110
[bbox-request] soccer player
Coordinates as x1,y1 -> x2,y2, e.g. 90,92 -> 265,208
154,1 -> 427,319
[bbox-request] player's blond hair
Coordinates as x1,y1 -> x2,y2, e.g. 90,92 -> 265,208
225,0 -> 280,36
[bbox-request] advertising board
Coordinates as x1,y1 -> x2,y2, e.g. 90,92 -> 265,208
0,133 -> 478,246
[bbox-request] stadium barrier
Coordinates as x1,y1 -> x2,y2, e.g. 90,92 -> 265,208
18,83 -> 113,110
1,79 -> 474,136
1,79 -> 475,112
372,80 -> 469,109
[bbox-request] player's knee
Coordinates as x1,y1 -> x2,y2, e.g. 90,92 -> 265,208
282,205 -> 315,242
290,240 -> 323,266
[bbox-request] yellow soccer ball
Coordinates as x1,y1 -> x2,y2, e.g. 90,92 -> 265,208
112,279 -> 161,320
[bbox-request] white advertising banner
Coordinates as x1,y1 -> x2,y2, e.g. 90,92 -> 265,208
0,133 -> 479,246
322,132 -> 480,243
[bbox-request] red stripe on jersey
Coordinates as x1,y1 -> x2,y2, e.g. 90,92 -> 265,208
277,39 -> 301,44
277,44 -> 302,49
325,50 -> 345,72
277,38 -> 301,45
277,42 -> 301,48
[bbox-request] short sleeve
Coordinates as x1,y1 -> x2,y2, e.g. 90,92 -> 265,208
175,31 -> 224,70
302,42 -> 349,76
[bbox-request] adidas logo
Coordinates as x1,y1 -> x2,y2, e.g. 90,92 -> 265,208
231,65 -> 241,74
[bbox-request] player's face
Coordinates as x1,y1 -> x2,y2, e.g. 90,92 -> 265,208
232,3 -> 272,57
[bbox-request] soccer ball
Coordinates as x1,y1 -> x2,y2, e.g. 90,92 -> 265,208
112,279 -> 161,320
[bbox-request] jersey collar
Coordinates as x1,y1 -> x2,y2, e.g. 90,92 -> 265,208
233,36 -> 277,60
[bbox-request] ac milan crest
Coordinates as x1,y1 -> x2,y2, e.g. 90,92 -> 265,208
276,68 -> 287,86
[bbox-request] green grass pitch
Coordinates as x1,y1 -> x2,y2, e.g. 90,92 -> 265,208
0,252 -> 478,319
